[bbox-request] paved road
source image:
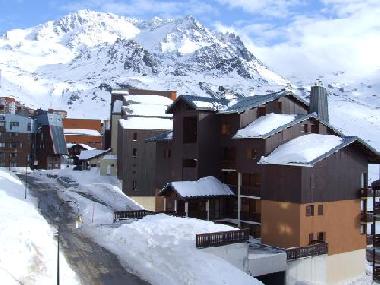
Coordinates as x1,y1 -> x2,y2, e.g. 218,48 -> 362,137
19,174 -> 149,285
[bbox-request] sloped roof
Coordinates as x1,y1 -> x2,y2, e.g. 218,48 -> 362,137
50,126 -> 68,155
259,134 -> 380,167
145,130 -> 173,142
166,95 -> 228,113
159,176 -> 235,199
221,91 -> 308,114
78,149 -> 111,161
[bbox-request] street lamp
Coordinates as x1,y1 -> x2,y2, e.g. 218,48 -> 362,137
55,200 -> 81,285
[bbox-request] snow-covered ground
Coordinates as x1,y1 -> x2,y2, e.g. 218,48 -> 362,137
32,167 -> 261,285
0,168 -> 79,285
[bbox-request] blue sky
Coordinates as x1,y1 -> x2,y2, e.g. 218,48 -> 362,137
0,0 -> 379,79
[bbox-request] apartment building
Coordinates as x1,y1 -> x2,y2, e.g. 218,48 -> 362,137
32,109 -> 67,169
111,88 -> 176,210
0,113 -> 33,167
152,86 -> 380,283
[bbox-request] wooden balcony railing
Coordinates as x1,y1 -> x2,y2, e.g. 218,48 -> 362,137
196,228 -> 249,248
286,242 -> 328,261
113,210 -> 185,222
361,212 -> 374,223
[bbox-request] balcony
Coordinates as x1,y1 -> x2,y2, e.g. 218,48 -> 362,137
361,212 -> 374,223
286,242 -> 328,261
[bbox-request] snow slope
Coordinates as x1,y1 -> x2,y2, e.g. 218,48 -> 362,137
0,168 -> 79,285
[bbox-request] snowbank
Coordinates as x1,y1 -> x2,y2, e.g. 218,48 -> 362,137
164,176 -> 235,198
259,134 -> 343,166
0,168 -> 79,285
86,214 -> 261,285
233,113 -> 297,139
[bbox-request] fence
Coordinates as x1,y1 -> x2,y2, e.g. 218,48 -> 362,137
286,242 -> 328,261
196,229 -> 249,248
113,210 -> 185,222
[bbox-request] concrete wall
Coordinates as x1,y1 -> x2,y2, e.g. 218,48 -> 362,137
202,243 -> 249,272
286,249 -> 366,284
100,158 -> 117,176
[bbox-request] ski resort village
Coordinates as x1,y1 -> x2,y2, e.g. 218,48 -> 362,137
0,5 -> 380,285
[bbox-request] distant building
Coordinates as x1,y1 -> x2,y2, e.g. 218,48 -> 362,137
109,88 -> 176,210
32,109 -> 67,169
63,118 -> 103,149
0,113 -> 34,167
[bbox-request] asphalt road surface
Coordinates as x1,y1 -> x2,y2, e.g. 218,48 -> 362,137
19,174 -> 149,285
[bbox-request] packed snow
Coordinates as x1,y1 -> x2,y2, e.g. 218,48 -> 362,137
122,94 -> 173,117
33,168 -> 259,285
86,214 -> 261,285
233,113 -> 297,139
164,176 -> 235,198
259,134 -> 343,166
119,117 -> 172,130
64,128 -> 101,136
0,168 -> 79,285
78,149 -> 109,160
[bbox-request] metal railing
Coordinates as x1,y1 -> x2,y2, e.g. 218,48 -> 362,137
286,242 -> 328,261
196,229 -> 249,248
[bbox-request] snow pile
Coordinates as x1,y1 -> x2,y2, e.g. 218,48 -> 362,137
165,176 -> 235,198
64,128 -> 101,136
78,149 -> 109,160
233,113 -> 297,139
87,214 -> 261,285
119,117 -> 172,130
259,134 -> 343,166
0,169 -> 79,285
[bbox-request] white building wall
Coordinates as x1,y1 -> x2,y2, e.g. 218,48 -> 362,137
286,249 -> 366,284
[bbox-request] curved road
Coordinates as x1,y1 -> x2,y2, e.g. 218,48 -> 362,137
19,174 -> 149,285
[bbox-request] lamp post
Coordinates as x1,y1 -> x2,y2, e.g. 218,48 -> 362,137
56,200 -> 81,285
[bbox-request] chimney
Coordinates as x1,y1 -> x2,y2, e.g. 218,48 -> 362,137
309,81 -> 329,122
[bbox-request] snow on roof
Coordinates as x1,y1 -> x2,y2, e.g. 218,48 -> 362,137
124,94 -> 174,105
64,129 -> 101,136
66,143 -> 95,150
162,176 -> 235,198
233,113 -> 297,139
259,134 -> 343,167
78,149 -> 110,160
145,130 -> 173,142
119,117 -> 172,130
122,95 -> 173,117
113,100 -> 123,113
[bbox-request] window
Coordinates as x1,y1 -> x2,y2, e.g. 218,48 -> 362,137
247,148 -> 257,160
257,106 -> 266,117
132,148 -> 137,157
9,121 -> 19,130
221,123 -> 231,135
183,159 -> 197,168
318,205 -> 324,215
111,164 -> 115,167
183,117 -> 197,143
309,233 -> 314,244
0,143 -> 4,148
318,232 -> 326,242
306,205 -> 314,216
311,124 -> 319,134
132,180 -> 137,191
10,152 -> 17,158
303,124 -> 309,133
132,133 -> 137,141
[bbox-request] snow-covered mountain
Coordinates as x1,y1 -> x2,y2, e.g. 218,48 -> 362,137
0,9 -> 379,176
0,10 -> 286,118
